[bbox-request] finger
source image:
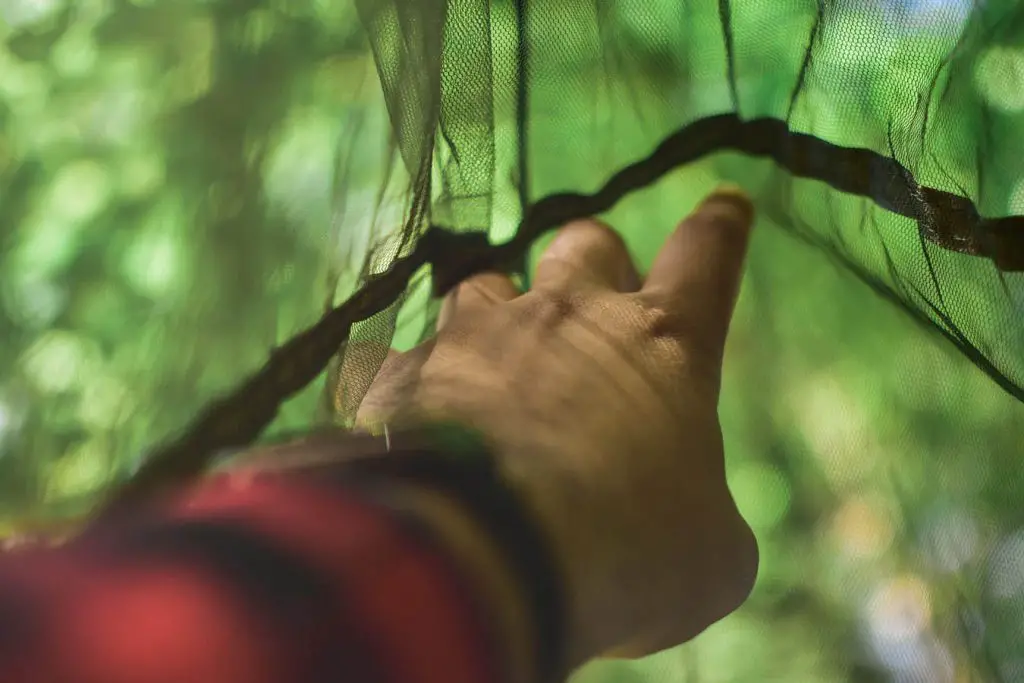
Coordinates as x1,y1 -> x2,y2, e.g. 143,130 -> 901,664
641,186 -> 755,352
533,219 -> 640,293
436,271 -> 520,331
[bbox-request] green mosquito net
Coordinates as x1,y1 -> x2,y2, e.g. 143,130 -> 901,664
2,0 -> 1023,681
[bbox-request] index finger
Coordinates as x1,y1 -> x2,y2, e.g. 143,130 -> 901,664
640,186 -> 755,353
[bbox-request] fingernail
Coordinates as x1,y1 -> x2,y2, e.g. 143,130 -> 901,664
700,184 -> 755,225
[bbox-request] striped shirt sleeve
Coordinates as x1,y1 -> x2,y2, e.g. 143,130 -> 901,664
0,469 -> 507,683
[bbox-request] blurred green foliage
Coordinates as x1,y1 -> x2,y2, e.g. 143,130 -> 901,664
0,0 -> 392,520
1,1 -> 1023,682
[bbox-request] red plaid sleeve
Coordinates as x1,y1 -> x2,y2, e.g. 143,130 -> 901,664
0,471 -> 505,683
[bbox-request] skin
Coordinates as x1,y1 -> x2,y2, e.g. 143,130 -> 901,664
353,187 -> 760,674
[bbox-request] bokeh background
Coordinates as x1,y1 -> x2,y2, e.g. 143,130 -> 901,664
1,0 -> 1023,681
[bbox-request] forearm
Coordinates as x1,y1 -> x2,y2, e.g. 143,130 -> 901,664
0,448 -> 548,683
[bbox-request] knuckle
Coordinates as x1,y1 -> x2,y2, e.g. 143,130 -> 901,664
523,290 -> 577,328
640,306 -> 693,348
636,301 -> 703,347
643,297 -> 724,349
629,302 -> 723,387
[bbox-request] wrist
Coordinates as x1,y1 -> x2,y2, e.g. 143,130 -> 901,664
357,422 -> 573,680
379,407 -> 627,668
384,485 -> 536,683
462,418 -> 661,666
491,441 -> 619,668
406,416 -> 618,669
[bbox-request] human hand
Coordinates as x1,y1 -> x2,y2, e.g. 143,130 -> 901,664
356,188 -> 759,668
